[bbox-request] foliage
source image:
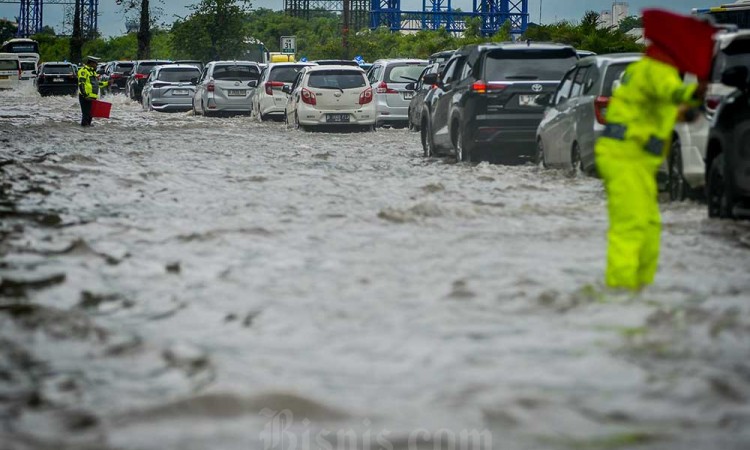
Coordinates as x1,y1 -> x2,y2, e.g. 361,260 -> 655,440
33,33 -> 70,62
0,19 -> 17,43
523,11 -> 643,54
171,0 -> 253,61
618,15 -> 643,34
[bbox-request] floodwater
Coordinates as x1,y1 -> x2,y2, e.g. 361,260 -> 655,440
1,86 -> 749,450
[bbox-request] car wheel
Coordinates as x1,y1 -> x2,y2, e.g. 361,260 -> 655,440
421,116 -> 435,157
454,123 -> 469,162
192,99 -> 199,115
407,108 -> 415,131
294,112 -> 306,131
535,139 -> 548,168
707,154 -> 734,219
571,142 -> 583,173
202,100 -> 212,117
668,140 -> 689,202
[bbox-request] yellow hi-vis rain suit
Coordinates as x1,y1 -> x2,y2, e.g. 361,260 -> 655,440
77,65 -> 106,99
595,57 -> 699,290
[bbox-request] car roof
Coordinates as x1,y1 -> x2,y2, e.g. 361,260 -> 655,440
210,60 -> 260,65
269,62 -> 315,68
372,58 -> 429,65
155,64 -> 201,70
0,52 -> 20,59
461,41 -> 576,52
306,65 -> 365,72
579,53 -> 642,66
717,29 -> 750,49
41,62 -> 74,66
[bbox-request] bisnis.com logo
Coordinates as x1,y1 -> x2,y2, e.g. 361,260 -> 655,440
259,409 -> 492,450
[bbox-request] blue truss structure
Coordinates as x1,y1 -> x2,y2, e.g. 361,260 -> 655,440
9,0 -> 99,37
370,0 -> 529,35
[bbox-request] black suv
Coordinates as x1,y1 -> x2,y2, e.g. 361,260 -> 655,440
420,42 -> 578,163
126,60 -> 171,101
102,61 -> 134,94
705,65 -> 750,219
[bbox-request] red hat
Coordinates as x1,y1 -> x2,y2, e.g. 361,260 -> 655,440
643,9 -> 717,81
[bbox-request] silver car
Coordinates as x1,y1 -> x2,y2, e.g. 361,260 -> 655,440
367,59 -> 429,127
536,53 -> 641,174
193,61 -> 261,116
141,64 -> 202,112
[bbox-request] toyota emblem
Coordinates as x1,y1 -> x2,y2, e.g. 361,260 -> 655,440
531,84 -> 543,92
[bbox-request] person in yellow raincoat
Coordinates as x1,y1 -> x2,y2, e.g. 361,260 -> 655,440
595,10 -> 715,290
78,55 -> 107,127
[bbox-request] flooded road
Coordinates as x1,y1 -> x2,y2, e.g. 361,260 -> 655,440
1,87 -> 749,450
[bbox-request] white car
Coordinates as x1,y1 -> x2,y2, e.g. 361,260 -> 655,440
141,64 -> 201,112
0,53 -> 20,90
282,65 -> 376,131
253,62 -> 314,121
192,60 -> 261,116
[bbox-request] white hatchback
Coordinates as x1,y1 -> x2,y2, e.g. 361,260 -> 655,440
282,65 -> 375,130
0,53 -> 20,90
253,62 -> 314,121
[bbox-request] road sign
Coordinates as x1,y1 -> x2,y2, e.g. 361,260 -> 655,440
281,36 -> 296,54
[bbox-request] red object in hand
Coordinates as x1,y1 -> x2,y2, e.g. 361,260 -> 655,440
643,9 -> 718,81
91,99 -> 112,118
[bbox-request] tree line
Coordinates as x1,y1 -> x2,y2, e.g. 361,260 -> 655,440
1,0 -> 642,64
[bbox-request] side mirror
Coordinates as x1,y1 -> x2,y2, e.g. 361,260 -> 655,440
423,73 -> 438,86
405,82 -> 416,91
281,85 -> 292,94
721,66 -> 749,89
190,77 -> 198,85
247,80 -> 258,88
32,70 -> 37,75
535,93 -> 553,107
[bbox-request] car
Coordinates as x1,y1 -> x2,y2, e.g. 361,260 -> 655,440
366,59 -> 429,127
102,61 -> 134,94
428,49 -> 457,65
35,62 -> 77,96
141,64 -> 202,112
312,59 -> 361,67
704,65 -> 750,219
536,53 -> 641,174
174,60 -> 204,72
282,64 -> 375,131
421,42 -> 578,163
667,30 -> 750,202
0,53 -> 20,90
126,60 -> 172,101
252,62 -> 315,121
406,62 -> 443,131
17,53 -> 38,82
193,60 -> 261,116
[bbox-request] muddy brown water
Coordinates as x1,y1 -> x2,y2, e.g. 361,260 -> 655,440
1,87 -> 750,450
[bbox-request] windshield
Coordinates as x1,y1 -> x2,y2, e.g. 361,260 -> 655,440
308,70 -> 366,89
484,49 -> 578,81
21,61 -> 36,71
213,65 -> 260,81
157,68 -> 200,82
138,62 -> 170,74
602,62 -> 631,96
115,63 -> 134,74
385,63 -> 428,83
42,65 -> 74,74
270,66 -> 307,83
712,38 -> 750,82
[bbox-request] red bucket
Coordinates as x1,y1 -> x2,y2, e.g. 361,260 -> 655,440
91,99 -> 112,119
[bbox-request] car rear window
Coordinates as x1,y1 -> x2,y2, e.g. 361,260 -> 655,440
308,70 -> 366,89
712,38 -> 750,82
0,60 -> 19,70
213,65 -> 260,81
137,62 -> 169,74
42,65 -> 74,74
115,63 -> 134,74
157,68 -> 200,82
484,49 -> 578,81
385,63 -> 428,83
21,61 -> 36,71
270,66 -> 307,83
602,62 -> 631,96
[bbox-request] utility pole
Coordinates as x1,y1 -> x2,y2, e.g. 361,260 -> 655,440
70,0 -> 83,63
137,0 -> 150,59
342,0 -> 350,59
539,0 -> 542,24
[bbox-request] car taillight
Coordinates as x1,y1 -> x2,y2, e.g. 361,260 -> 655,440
207,81 -> 215,92
265,81 -> 285,95
135,73 -> 147,79
359,87 -> 373,105
110,73 -> 121,79
594,96 -> 610,125
470,81 -> 507,94
376,81 -> 398,94
18,69 -> 21,79
301,88 -> 316,105
705,95 -> 721,111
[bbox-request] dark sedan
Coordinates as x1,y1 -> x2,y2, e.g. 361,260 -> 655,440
35,62 -> 77,96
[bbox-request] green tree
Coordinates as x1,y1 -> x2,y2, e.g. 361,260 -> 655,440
0,19 -> 17,43
171,0 -> 253,61
618,16 -> 643,33
117,0 -> 165,59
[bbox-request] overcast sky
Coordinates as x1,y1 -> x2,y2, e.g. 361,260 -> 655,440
0,1 -> 715,37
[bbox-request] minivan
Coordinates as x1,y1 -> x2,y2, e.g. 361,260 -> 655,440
0,53 -> 20,90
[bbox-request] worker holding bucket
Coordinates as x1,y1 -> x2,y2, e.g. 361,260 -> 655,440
77,55 -> 110,126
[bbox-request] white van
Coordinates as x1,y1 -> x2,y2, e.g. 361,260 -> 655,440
18,52 -> 39,82
0,53 -> 21,89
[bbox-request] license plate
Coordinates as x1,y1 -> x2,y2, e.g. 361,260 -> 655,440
326,113 -> 350,123
228,89 -> 245,96
172,89 -> 189,95
519,94 -> 539,106
403,92 -> 414,100
0,75 -> 7,79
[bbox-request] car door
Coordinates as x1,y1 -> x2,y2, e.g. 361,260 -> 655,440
539,67 -> 576,165
286,71 -> 304,124
557,65 -> 589,164
195,65 -> 210,110
142,69 -> 155,106
430,56 -> 463,149
576,64 -> 601,169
